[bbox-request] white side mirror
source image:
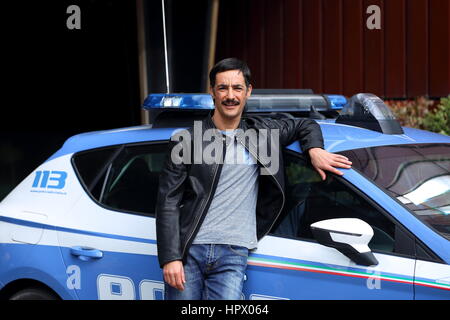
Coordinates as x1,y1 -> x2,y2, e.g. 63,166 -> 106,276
311,218 -> 378,266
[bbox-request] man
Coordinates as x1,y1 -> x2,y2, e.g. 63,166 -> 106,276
156,58 -> 352,300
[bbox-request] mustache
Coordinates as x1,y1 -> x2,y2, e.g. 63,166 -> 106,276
221,99 -> 240,106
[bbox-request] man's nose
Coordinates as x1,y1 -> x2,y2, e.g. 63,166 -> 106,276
226,87 -> 235,99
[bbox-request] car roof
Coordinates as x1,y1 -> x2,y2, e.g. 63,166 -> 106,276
46,120 -> 450,162
293,120 -> 450,153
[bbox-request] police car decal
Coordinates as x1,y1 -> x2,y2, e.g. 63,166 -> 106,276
247,253 -> 450,292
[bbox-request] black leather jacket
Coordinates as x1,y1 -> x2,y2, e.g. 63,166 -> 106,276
156,113 -> 324,268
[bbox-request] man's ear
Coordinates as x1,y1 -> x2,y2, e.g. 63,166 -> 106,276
246,84 -> 253,97
243,84 -> 252,114
209,86 -> 215,103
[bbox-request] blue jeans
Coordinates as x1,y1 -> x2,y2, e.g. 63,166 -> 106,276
164,244 -> 248,300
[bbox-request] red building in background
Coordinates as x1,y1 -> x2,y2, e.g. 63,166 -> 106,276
215,0 -> 450,99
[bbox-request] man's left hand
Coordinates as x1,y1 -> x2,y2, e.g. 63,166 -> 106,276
308,147 -> 352,181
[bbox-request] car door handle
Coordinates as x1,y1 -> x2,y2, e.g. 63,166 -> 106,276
70,246 -> 103,261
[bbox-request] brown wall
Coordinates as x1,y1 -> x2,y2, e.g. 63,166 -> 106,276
215,0 -> 450,99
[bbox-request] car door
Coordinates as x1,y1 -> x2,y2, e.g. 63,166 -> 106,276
242,151 -> 416,300
57,143 -> 167,300
414,258 -> 450,299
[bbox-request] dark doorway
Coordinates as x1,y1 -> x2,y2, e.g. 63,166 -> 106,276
1,1 -> 141,200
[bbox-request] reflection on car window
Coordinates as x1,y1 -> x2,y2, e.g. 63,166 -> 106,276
340,143 -> 450,241
72,147 -> 119,200
100,144 -> 167,217
271,152 -> 396,253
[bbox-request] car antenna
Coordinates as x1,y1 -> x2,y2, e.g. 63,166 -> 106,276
161,0 -> 170,93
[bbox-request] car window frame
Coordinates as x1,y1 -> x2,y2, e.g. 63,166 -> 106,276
270,149 -> 440,262
71,140 -> 169,218
338,143 -> 450,244
345,164 -> 445,264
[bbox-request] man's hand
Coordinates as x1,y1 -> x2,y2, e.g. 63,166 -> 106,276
308,147 -> 352,181
163,260 -> 186,291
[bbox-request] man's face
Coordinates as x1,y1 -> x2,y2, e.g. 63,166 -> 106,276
210,69 -> 252,122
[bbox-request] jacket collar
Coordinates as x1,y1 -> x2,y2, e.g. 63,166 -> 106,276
204,110 -> 247,131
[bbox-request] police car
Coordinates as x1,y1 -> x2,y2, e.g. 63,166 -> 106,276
0,92 -> 449,300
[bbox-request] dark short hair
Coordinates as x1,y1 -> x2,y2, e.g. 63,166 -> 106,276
209,58 -> 252,88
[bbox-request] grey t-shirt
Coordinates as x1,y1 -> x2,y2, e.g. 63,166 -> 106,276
193,130 -> 259,249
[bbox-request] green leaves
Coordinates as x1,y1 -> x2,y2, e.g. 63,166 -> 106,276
422,96 -> 450,135
386,96 -> 450,136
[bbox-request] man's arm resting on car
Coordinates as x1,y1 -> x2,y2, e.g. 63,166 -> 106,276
308,147 -> 352,180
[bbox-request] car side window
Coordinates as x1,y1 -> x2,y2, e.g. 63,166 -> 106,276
100,143 -> 167,217
73,143 -> 167,217
72,146 -> 120,200
271,151 -> 396,253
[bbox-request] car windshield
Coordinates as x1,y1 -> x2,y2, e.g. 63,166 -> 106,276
340,143 -> 450,240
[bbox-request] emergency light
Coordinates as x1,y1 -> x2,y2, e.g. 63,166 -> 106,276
246,94 -> 346,112
143,94 -> 214,110
143,93 -> 346,112
326,95 -> 348,110
143,92 -> 347,127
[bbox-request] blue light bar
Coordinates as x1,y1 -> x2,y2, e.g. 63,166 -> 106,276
142,93 -> 347,112
246,94 -> 346,112
143,93 -> 214,110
